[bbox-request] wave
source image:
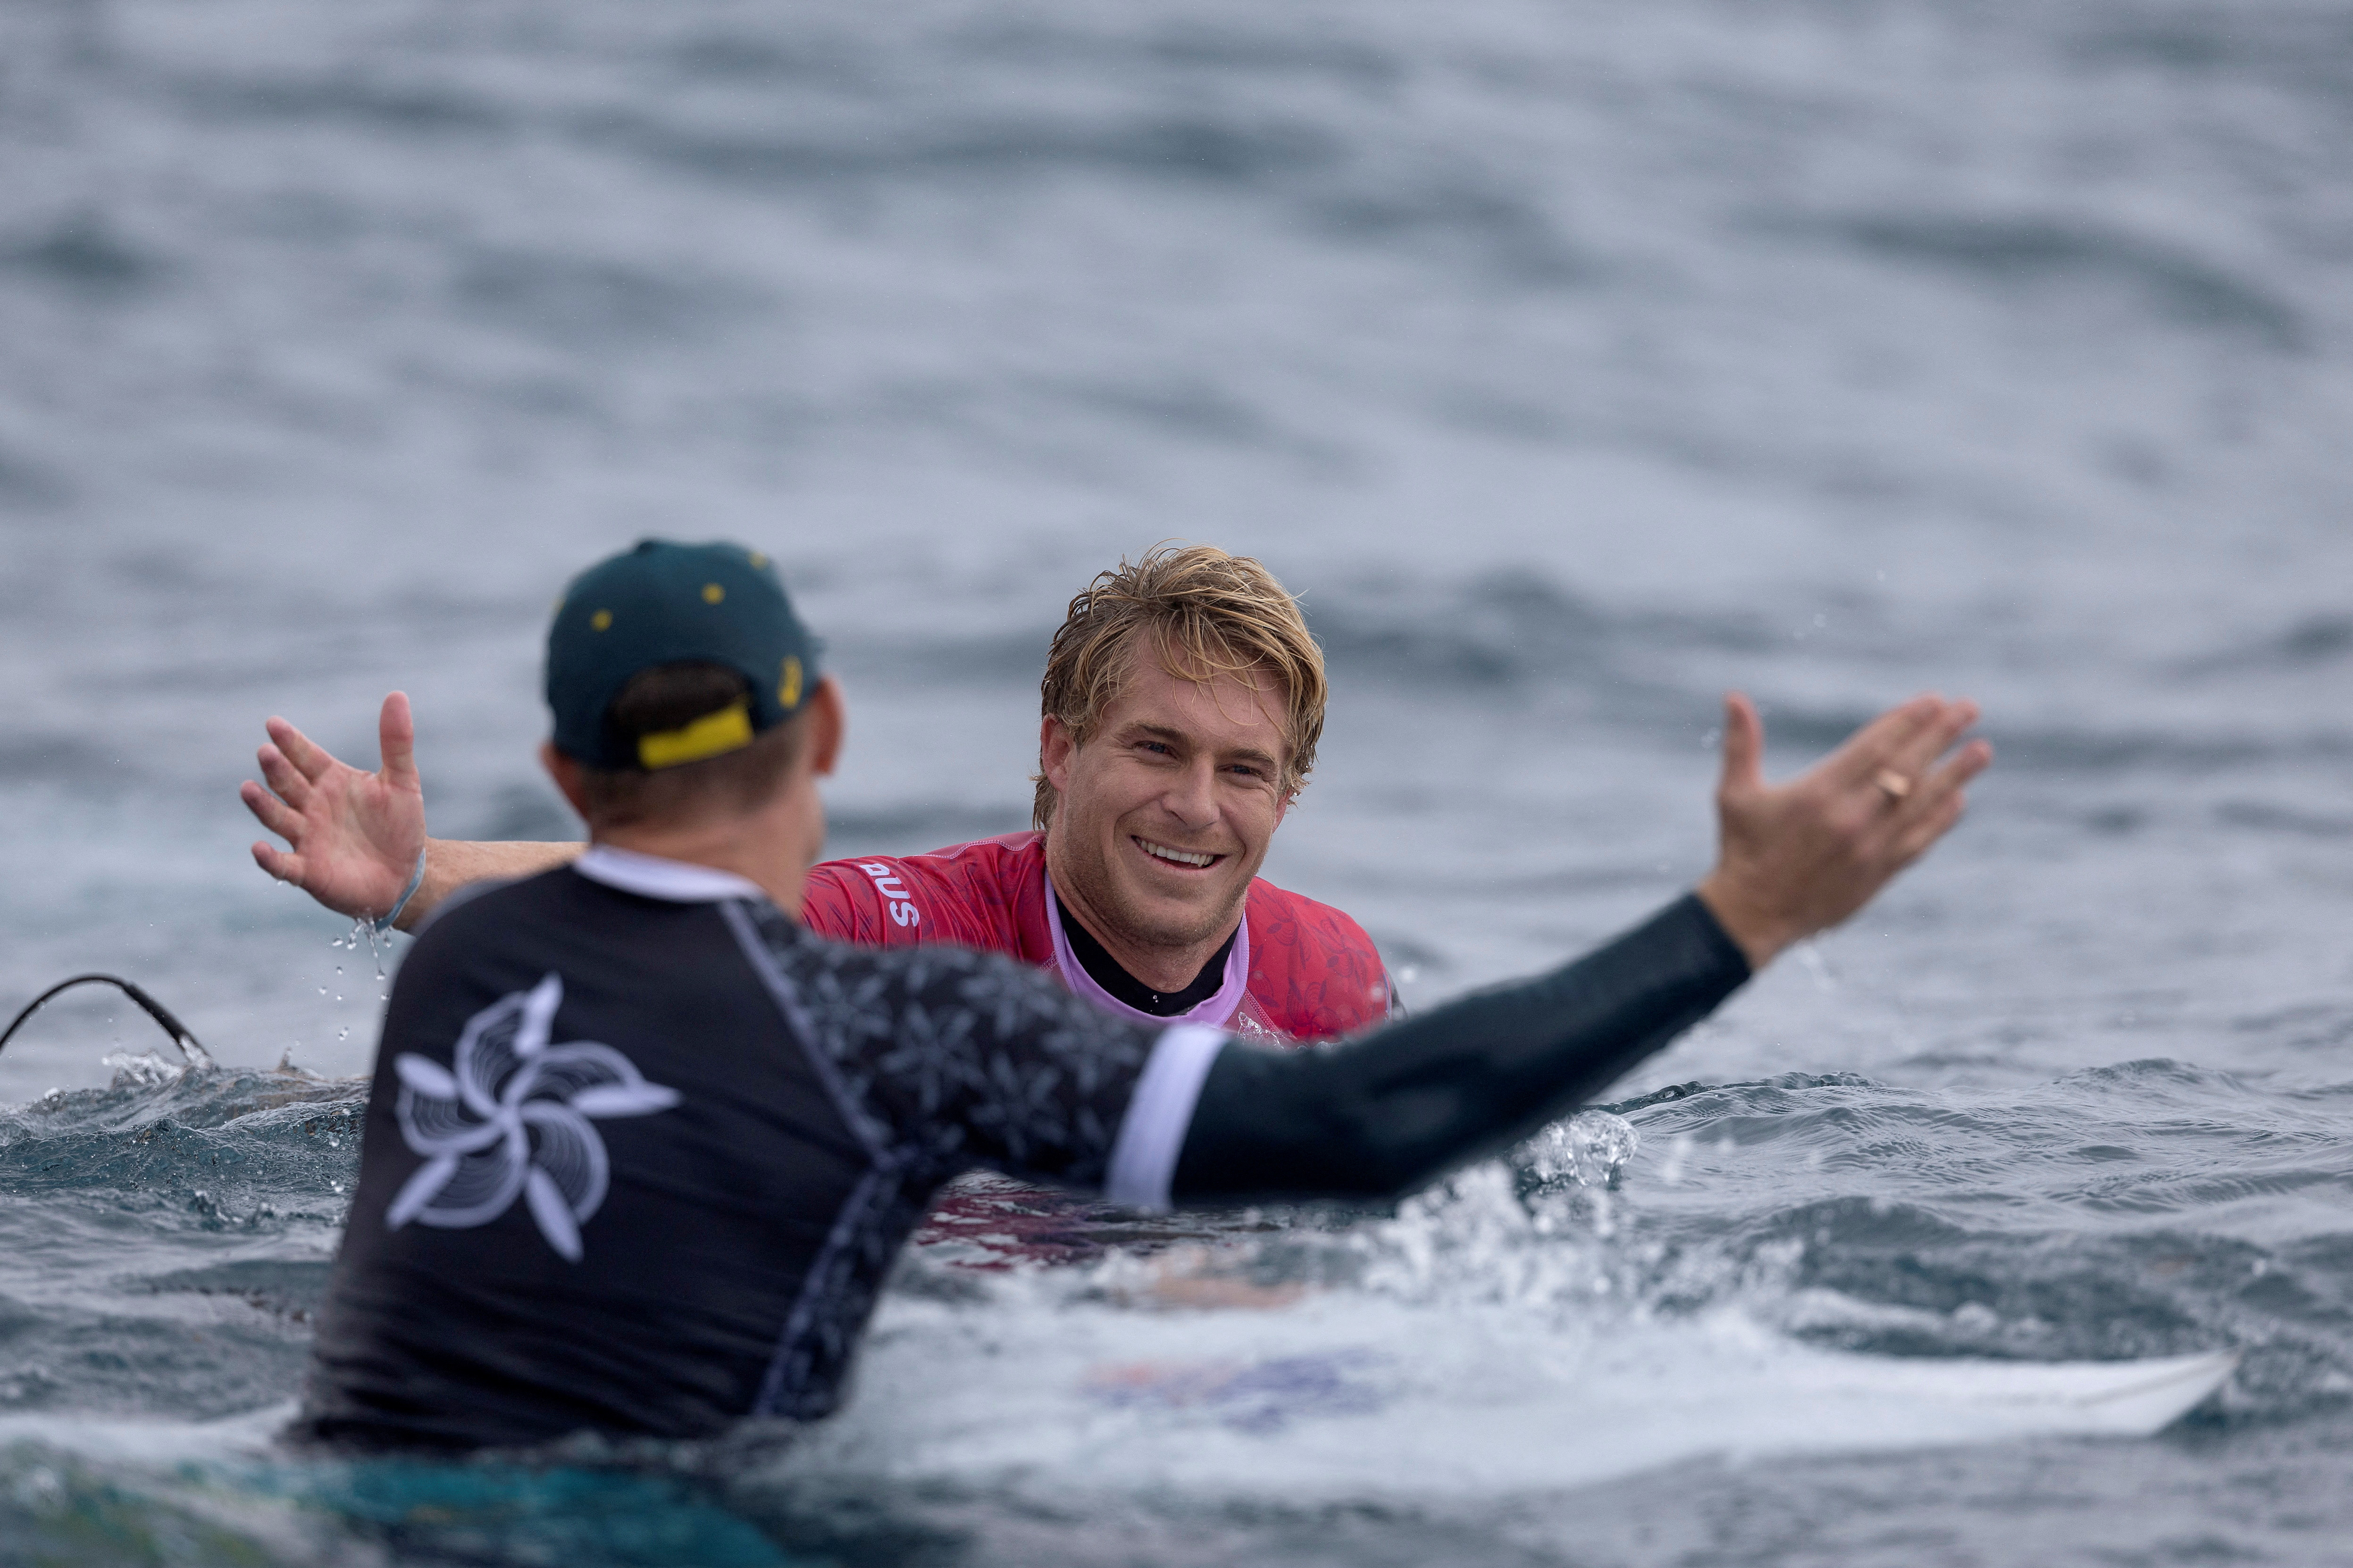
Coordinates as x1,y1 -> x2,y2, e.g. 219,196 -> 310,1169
0,1049 -> 2339,1560
1767,210 -> 2305,350
0,211 -> 164,296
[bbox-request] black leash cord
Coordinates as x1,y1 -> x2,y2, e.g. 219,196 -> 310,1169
0,975 -> 217,1070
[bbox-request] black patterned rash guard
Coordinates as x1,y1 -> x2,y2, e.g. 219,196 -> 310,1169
298,846 -> 1748,1451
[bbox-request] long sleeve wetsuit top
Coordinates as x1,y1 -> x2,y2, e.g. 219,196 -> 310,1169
298,848 -> 1748,1451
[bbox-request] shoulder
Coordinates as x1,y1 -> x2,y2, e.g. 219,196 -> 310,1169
758,915 -> 1128,1051
749,918 -> 1161,1184
801,832 -> 1047,955
1241,877 -> 1395,1041
1244,877 -> 1386,966
405,865 -> 569,947
379,867 -> 647,1039
403,865 -> 736,985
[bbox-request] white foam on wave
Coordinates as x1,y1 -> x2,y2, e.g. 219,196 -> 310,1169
0,1399 -> 295,1467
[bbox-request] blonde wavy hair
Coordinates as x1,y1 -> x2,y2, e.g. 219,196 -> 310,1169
1032,544 -> 1326,830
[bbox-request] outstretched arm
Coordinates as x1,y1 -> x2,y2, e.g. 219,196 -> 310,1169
241,693 -> 581,931
1170,893 -> 1743,1203
1130,692 -> 1991,1208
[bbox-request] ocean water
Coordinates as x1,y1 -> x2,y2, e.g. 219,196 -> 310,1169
2,0 -> 2350,1561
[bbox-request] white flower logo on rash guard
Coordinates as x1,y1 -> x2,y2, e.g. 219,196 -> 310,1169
386,973 -> 680,1262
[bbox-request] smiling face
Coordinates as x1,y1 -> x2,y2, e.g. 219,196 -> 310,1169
1040,638 -> 1293,977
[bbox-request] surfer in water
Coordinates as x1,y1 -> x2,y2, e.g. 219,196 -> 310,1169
282,539 -> 1986,1450
241,543 -> 1984,1049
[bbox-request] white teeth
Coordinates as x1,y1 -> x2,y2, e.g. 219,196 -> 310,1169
1138,838 -> 1217,868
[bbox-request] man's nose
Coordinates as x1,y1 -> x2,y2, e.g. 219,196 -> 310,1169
1162,759 -> 1219,829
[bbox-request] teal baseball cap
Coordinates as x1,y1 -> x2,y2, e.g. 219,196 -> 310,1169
546,540 -> 820,770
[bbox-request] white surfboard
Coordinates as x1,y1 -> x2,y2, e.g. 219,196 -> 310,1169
0,1320 -> 2234,1514
1081,1343 -> 2237,1442
1774,1346 -> 2239,1438
802,1297 -> 2239,1501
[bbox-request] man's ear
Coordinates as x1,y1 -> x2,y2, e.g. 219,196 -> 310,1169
804,676 -> 846,779
1038,715 -> 1076,793
540,742 -> 592,823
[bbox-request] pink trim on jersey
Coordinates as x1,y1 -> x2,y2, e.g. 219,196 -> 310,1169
1042,873 -> 1250,1030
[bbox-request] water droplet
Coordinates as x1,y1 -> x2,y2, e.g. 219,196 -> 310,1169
1566,1110 -> 1639,1188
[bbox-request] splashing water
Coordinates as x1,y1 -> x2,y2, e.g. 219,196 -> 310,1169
318,922 -> 396,1025
329,919 -> 392,990
97,1048 -> 187,1090
1521,1109 -> 1641,1190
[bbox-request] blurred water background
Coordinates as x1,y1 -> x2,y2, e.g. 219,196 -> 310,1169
2,0 -> 2350,1562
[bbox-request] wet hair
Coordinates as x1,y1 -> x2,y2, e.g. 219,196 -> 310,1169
1031,543 -> 1326,830
575,661 -> 806,828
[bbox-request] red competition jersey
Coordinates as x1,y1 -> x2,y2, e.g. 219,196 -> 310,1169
799,832 -> 1393,1045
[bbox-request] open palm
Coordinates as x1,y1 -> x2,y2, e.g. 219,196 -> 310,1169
1697,691 -> 1992,967
242,692 -> 427,921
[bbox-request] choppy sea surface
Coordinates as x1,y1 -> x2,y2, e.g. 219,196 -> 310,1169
3,0 -> 2350,1562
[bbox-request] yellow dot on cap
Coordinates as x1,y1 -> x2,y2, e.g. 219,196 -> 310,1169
748,551 -> 768,568
591,609 -> 613,632
779,654 -> 803,709
703,583 -> 725,604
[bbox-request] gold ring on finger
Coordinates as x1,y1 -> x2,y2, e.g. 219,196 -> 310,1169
1874,767 -> 1913,803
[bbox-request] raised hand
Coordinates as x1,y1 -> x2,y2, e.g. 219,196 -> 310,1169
1696,692 -> 1992,969
242,692 -> 427,921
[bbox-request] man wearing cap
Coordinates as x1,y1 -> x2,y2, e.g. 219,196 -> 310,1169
290,539 -> 1987,1449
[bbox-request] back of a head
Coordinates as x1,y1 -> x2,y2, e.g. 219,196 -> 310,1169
578,661 -> 806,829
1032,543 -> 1325,830
544,540 -> 822,832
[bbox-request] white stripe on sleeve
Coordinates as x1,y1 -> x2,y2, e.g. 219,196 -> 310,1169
1103,1023 -> 1229,1212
